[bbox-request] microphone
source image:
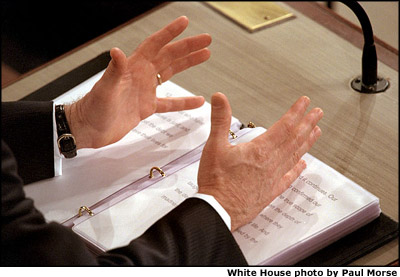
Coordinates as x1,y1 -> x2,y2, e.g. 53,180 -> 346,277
339,1 -> 389,93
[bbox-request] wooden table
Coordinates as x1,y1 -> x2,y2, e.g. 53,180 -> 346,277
2,2 -> 398,265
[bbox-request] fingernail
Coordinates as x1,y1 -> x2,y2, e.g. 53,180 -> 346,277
302,96 -> 310,105
211,92 -> 223,107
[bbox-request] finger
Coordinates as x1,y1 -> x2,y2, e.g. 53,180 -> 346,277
156,96 -> 205,113
98,48 -> 127,91
254,96 -> 310,147
294,126 -> 322,159
158,48 -> 211,82
152,33 -> 212,70
275,125 -> 321,180
136,16 -> 189,59
279,108 -> 323,159
275,159 -> 307,195
209,92 -> 232,145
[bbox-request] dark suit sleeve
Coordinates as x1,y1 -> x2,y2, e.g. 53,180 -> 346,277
103,198 -> 247,265
1,101 -> 247,266
2,101 -> 55,184
1,141 -> 98,265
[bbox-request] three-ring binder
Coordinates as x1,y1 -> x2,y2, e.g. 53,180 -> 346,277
64,124 -> 255,229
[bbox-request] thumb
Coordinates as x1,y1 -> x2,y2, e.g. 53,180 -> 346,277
103,47 -> 127,81
209,92 -> 232,144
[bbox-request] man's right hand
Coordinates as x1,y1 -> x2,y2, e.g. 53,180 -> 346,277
198,93 -> 323,231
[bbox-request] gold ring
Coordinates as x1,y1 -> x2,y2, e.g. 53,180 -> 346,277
156,73 -> 163,85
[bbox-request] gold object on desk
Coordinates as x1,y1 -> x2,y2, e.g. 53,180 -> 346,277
206,2 -> 295,32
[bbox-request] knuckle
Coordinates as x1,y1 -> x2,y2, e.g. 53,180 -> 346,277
291,151 -> 301,164
212,116 -> 228,126
279,175 -> 292,191
282,119 -> 294,137
309,130 -> 317,146
294,132 -> 303,149
251,142 -> 267,162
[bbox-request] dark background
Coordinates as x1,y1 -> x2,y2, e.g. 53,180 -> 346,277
1,1 -> 163,74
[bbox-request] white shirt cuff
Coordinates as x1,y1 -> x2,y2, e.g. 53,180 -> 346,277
53,102 -> 62,176
193,193 -> 231,231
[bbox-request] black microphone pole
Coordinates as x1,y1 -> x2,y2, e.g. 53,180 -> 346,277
339,1 -> 389,93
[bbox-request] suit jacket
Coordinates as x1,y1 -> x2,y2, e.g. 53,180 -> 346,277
1,101 -> 247,266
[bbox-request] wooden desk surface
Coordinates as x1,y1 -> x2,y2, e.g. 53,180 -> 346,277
2,2 -> 398,265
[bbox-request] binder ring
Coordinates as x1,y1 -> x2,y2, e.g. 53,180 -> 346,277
247,122 -> 256,128
149,166 -> 166,178
229,129 -> 237,139
78,206 -> 94,217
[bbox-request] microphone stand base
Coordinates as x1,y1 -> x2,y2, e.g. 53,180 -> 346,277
351,76 -> 390,93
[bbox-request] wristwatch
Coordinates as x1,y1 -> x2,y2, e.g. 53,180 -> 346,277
55,105 -> 77,158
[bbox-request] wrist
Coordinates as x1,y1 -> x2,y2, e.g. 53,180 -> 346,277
212,194 -> 243,232
194,193 -> 232,230
198,187 -> 244,231
55,104 -> 77,158
64,102 -> 92,149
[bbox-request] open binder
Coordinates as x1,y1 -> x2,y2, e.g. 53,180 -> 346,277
22,52 -> 398,265
66,125 -> 254,253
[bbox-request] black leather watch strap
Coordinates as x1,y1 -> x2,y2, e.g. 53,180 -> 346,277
55,105 -> 77,158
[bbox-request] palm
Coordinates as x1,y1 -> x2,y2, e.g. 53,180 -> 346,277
112,54 -> 158,124
71,17 -> 211,148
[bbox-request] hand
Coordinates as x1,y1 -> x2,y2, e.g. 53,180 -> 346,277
198,93 -> 323,231
65,16 -> 211,149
